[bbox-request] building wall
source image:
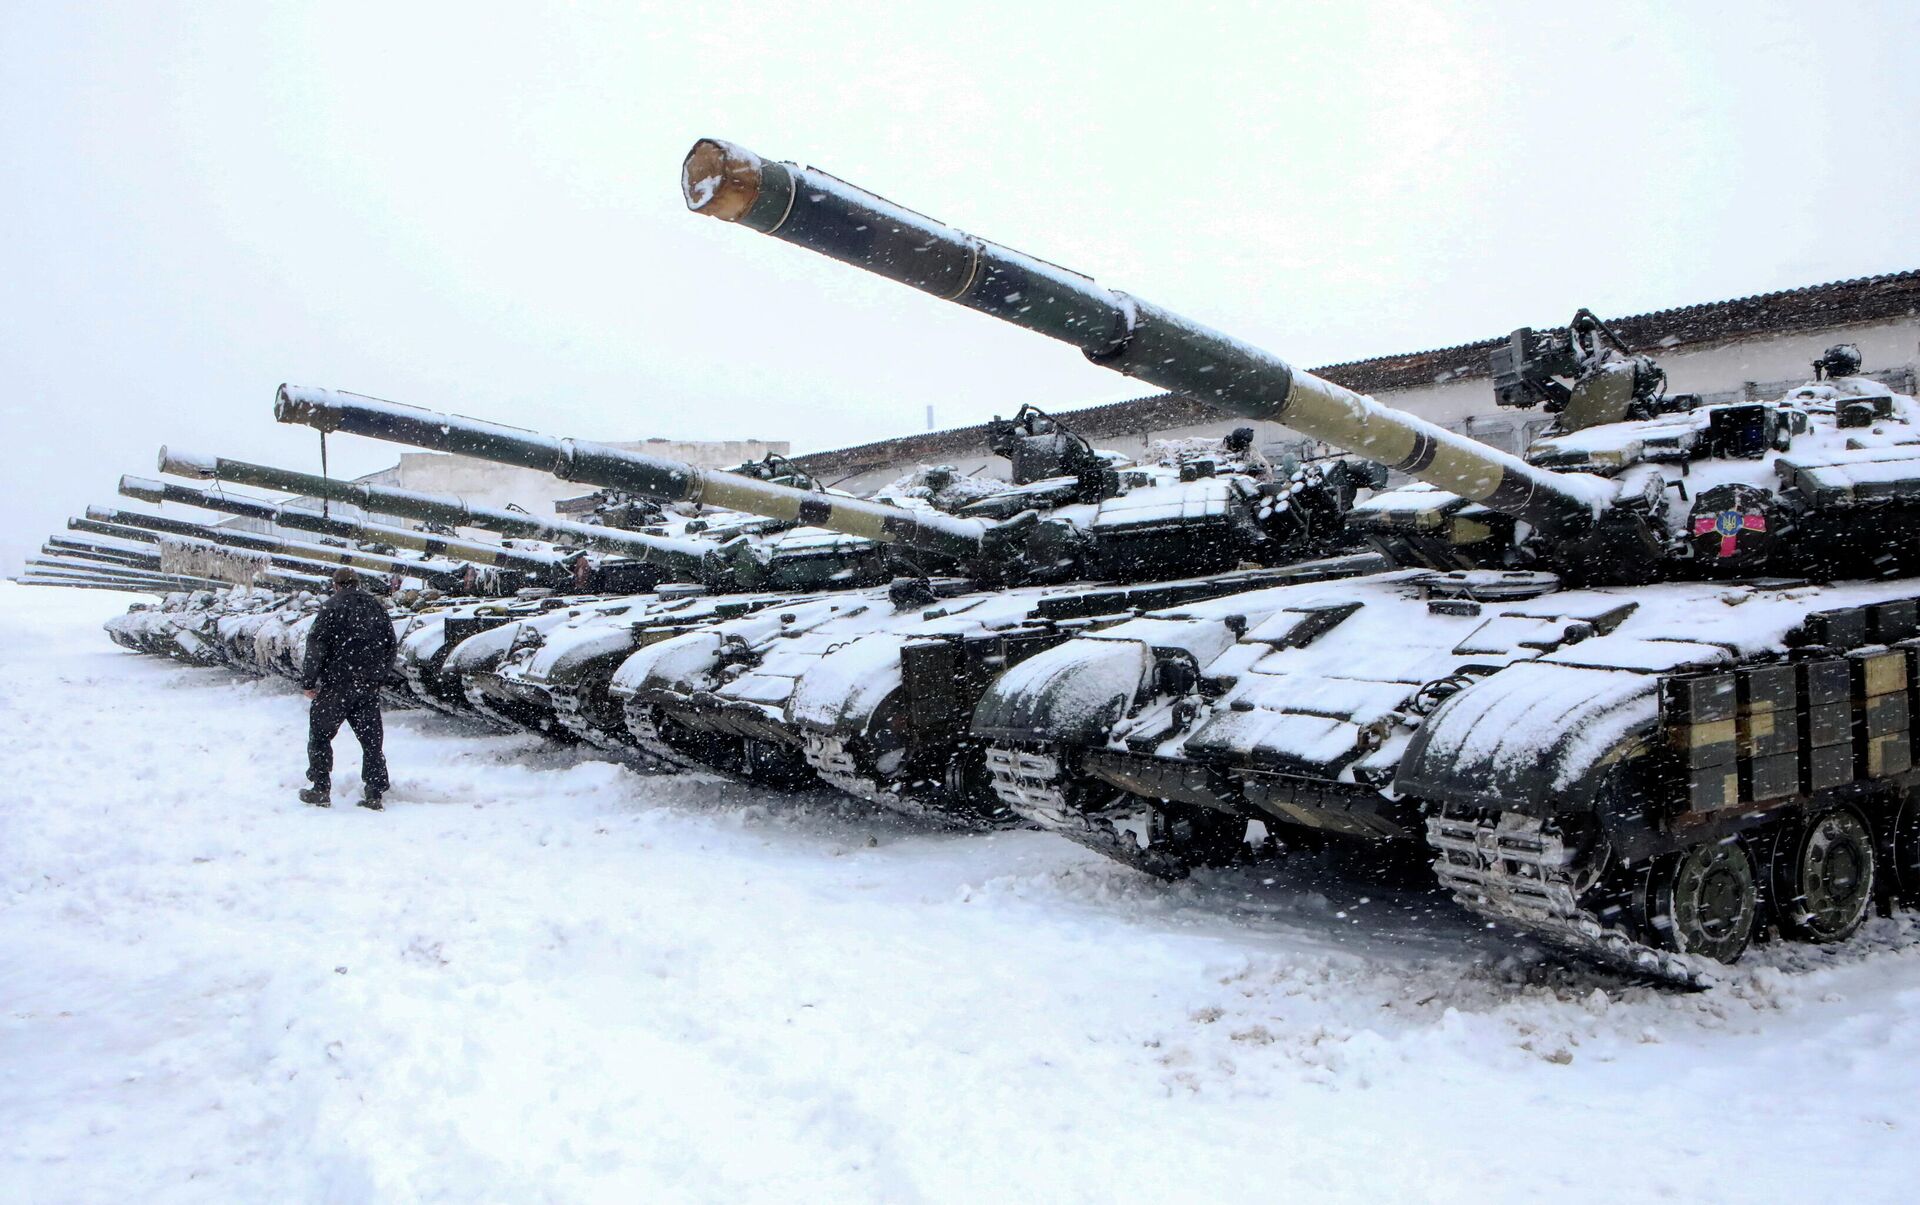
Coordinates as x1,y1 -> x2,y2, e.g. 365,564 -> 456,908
822,315 -> 1920,494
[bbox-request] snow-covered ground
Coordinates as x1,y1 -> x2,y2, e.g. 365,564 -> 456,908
4,582 -> 1920,1203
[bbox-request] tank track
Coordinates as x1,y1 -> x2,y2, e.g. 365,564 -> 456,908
400,660 -> 470,718
1425,808 -> 1714,989
550,689 -> 628,752
461,679 -> 532,733
984,746 -> 1208,878
623,704 -> 712,772
804,735 -> 998,830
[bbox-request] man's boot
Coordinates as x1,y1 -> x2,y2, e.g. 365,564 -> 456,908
358,792 -> 384,811
300,785 -> 331,807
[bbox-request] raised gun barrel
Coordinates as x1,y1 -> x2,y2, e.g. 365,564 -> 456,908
119,475 -> 570,577
681,139 -> 1611,532
273,386 -> 990,561
81,506 -> 458,583
154,449 -> 711,578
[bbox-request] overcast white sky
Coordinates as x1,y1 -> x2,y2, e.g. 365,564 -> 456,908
5,0 -> 1919,573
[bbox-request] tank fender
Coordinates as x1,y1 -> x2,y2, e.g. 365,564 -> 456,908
1395,661 -> 1662,816
608,629 -> 726,698
972,636 -> 1152,745
788,634 -> 910,731
524,625 -> 643,680
443,621 -> 525,673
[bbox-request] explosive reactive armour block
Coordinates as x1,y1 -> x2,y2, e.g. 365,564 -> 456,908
1805,608 -> 1870,650
1865,731 -> 1913,779
1806,702 -> 1854,748
1670,720 -> 1737,769
1663,673 -> 1736,723
1862,690 -> 1910,738
1737,665 -> 1799,758
1687,765 -> 1740,812
1800,658 -> 1852,706
1806,742 -> 1857,793
1850,648 -> 1908,700
1741,752 -> 1802,802
1871,599 -> 1920,644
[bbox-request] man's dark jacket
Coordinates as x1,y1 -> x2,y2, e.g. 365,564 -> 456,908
301,588 -> 397,696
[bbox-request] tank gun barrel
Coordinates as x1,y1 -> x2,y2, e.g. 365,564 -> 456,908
26,558 -> 213,590
154,449 -> 710,577
41,545 -> 171,576
67,516 -> 403,586
80,506 -> 460,582
16,573 -> 175,595
23,553 -> 332,593
118,474 -> 570,577
44,537 -> 158,569
681,139 -> 1609,531
273,386 -> 990,560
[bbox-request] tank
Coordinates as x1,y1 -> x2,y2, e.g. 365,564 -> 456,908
275,385 -> 1384,820
683,138 -> 1920,983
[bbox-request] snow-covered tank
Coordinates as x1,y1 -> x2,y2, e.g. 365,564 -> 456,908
683,136 -> 1920,981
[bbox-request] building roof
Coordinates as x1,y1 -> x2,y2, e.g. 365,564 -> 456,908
792,269 -> 1920,480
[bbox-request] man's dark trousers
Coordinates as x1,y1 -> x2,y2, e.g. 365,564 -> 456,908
308,689 -> 388,794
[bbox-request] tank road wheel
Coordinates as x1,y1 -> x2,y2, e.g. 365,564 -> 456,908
1772,807 -> 1876,943
1647,839 -> 1759,965
1893,795 -> 1920,905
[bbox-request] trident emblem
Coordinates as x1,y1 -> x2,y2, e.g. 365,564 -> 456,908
1693,509 -> 1767,558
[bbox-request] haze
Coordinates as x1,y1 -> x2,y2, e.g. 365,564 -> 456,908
4,0 -> 1918,574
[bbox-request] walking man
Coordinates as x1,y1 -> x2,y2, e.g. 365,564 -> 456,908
299,566 -> 396,809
